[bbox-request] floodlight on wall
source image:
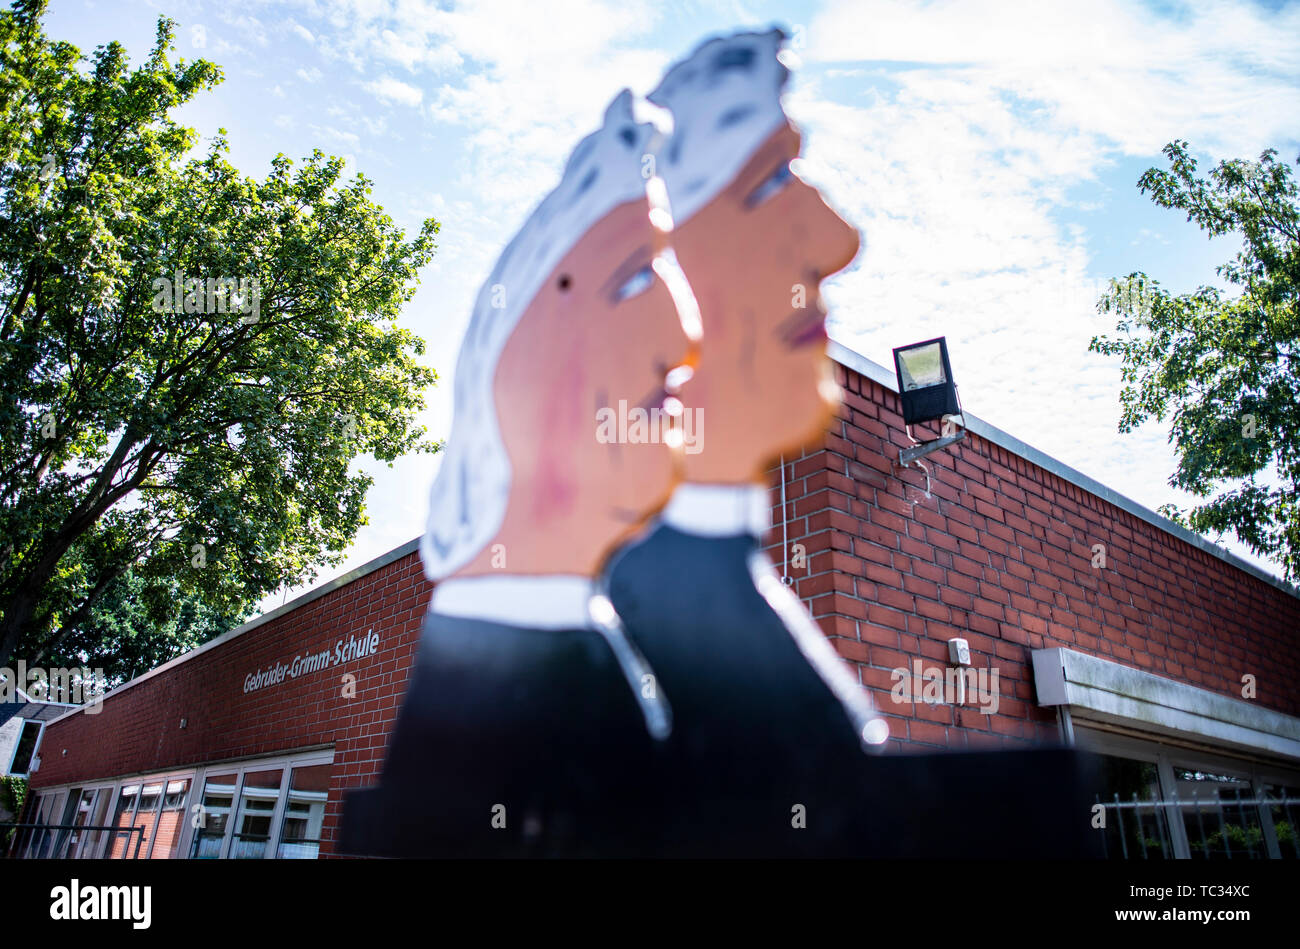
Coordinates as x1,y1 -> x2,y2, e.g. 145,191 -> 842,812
891,336 -> 965,468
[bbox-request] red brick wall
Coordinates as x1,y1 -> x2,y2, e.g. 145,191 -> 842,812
31,551 -> 432,857
763,362 -> 1300,751
30,359 -> 1300,854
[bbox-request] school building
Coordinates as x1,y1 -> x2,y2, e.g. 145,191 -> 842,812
10,342 -> 1300,860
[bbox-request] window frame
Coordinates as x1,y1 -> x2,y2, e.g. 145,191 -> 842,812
5,719 -> 45,777
190,749 -> 331,859
17,787 -> 64,858
98,767 -> 190,859
25,747 -> 333,860
69,782 -> 121,858
224,766 -> 289,860
1074,724 -> 1300,859
275,761 -> 333,859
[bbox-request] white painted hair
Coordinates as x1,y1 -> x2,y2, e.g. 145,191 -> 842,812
420,90 -> 658,580
648,28 -> 790,226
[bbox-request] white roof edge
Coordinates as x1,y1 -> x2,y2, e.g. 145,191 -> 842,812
0,681 -> 83,710
828,340 -> 1299,601
46,537 -> 423,727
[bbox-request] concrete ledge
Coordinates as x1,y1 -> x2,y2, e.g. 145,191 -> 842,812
1032,647 -> 1300,762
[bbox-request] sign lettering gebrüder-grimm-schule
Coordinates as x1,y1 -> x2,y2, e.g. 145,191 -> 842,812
242,628 -> 380,695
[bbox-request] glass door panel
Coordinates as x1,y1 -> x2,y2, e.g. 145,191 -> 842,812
150,778 -> 191,859
1089,754 -> 1173,859
132,782 -> 163,859
1173,766 -> 1263,859
22,791 -> 60,859
277,764 -> 331,859
77,788 -> 114,858
107,785 -> 139,858
191,773 -> 237,859
230,769 -> 282,859
55,787 -> 91,859
1263,783 -> 1300,859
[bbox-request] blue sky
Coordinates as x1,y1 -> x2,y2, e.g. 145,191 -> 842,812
38,0 -> 1300,604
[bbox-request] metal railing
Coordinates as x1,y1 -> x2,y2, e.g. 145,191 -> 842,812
1,822 -> 147,860
1096,794 -> 1300,860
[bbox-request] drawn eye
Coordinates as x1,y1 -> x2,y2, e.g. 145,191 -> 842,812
745,162 -> 793,208
614,265 -> 655,302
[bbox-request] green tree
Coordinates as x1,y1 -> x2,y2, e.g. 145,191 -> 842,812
33,566 -> 251,685
1,775 -> 29,850
1090,140 -> 1299,579
0,1 -> 440,670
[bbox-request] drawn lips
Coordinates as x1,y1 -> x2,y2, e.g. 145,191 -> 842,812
783,310 -> 828,348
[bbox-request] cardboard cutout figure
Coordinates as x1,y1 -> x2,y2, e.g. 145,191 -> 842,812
603,30 -> 889,857
342,31 -> 1100,860
605,30 -> 1098,858
340,91 -> 692,857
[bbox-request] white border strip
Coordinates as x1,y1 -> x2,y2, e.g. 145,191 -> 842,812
829,341 -> 1299,600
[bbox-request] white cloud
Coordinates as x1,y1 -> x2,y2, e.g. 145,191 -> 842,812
792,0 -> 1298,576
219,0 -> 1294,587
312,125 -> 361,149
363,76 -> 425,107
272,0 -> 668,213
807,0 -> 1300,157
211,10 -> 270,48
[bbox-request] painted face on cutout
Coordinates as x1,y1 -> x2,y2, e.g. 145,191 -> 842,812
671,120 -> 860,480
492,196 -> 691,549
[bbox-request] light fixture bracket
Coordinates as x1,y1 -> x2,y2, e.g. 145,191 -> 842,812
899,428 -> 966,467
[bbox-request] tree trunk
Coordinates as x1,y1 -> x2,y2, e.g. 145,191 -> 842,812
0,585 -> 42,673
0,443 -> 154,668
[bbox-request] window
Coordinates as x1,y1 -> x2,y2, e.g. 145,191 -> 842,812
184,751 -> 331,859
18,789 -> 62,858
1089,753 -> 1173,859
151,779 -> 191,859
230,769 -> 282,859
89,772 -> 193,859
8,720 -> 42,775
108,784 -> 142,858
62,788 -> 98,859
12,786 -> 116,860
48,787 -> 85,859
191,773 -> 236,859
277,764 -> 331,859
1078,727 -> 1300,860
72,787 -> 114,858
133,782 -> 163,857
1262,782 -> 1300,859
26,749 -> 332,860
1172,766 -> 1265,859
